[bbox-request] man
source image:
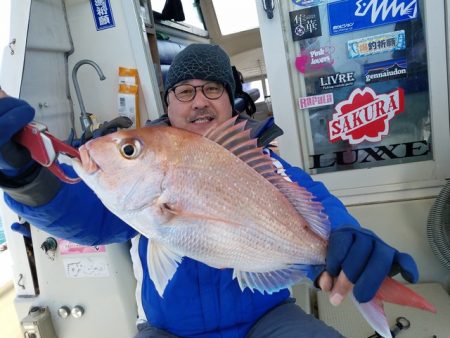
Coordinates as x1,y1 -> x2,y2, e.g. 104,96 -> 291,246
0,44 -> 417,338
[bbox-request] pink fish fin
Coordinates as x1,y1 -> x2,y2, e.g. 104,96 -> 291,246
351,293 -> 392,338
146,239 -> 183,298
353,277 -> 437,338
203,115 -> 240,139
272,179 -> 330,240
232,266 -> 308,294
375,277 -> 436,313
204,116 -> 330,240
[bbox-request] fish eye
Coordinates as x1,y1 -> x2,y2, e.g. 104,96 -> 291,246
119,139 -> 142,159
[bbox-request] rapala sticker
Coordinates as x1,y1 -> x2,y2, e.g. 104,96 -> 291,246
319,72 -> 356,90
289,7 -> 322,41
292,0 -> 323,6
348,30 -> 406,58
295,46 -> 335,73
328,87 -> 405,144
364,58 -> 408,83
328,0 -> 418,35
299,93 -> 334,109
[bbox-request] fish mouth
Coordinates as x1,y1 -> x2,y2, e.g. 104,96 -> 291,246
78,145 -> 101,174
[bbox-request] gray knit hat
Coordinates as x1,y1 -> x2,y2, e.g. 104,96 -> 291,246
164,44 -> 236,106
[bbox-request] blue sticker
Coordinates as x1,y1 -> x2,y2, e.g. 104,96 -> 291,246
292,0 -> 323,6
90,0 -> 115,31
348,30 -> 406,58
328,0 -> 418,36
364,58 -> 408,83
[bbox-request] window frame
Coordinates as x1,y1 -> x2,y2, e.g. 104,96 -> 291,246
257,0 -> 450,205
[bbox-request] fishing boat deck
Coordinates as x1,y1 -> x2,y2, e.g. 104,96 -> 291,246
0,249 -> 22,338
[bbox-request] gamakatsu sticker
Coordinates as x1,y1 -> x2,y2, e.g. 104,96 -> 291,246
328,87 -> 404,144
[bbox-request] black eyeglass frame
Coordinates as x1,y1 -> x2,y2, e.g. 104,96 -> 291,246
169,82 -> 226,102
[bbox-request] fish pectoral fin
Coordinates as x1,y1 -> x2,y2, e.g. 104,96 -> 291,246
232,265 -> 309,295
147,239 -> 182,297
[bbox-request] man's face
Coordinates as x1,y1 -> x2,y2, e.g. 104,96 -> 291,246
167,79 -> 233,135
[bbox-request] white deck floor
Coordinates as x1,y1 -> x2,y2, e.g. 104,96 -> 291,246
0,249 -> 22,338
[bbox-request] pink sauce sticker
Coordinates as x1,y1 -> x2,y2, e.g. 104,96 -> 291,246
58,239 -> 106,255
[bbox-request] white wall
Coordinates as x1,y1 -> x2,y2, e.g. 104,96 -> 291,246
0,0 -> 11,86
349,198 -> 450,290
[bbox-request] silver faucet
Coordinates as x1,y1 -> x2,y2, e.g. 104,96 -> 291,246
72,59 -> 106,132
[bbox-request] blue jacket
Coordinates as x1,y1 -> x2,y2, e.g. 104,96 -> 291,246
4,119 -> 359,337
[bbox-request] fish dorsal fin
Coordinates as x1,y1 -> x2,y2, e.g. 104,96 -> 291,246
232,265 -> 309,294
204,117 -> 330,240
147,239 -> 183,297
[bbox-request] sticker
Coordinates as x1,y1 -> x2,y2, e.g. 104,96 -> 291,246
310,140 -> 430,169
90,0 -> 115,31
328,0 -> 418,36
319,72 -> 356,90
63,257 -> 110,278
292,0 -> 323,6
364,58 -> 408,83
289,7 -> 322,41
348,30 -> 406,58
299,93 -> 334,109
295,46 -> 335,73
328,87 -> 405,144
58,239 -> 106,255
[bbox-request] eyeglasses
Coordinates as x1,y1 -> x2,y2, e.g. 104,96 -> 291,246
170,82 -> 225,102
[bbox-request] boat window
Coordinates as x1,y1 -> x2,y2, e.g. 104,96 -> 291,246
152,0 -> 206,31
243,79 -> 269,103
212,0 -> 259,35
283,0 -> 432,174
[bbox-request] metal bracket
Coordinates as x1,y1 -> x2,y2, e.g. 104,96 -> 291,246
263,0 -> 275,19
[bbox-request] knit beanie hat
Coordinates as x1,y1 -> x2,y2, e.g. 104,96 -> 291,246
164,44 -> 236,106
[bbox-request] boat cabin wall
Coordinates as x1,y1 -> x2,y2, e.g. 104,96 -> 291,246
16,0 -> 163,140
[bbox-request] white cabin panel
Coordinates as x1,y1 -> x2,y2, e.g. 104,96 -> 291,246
0,0 -> 31,96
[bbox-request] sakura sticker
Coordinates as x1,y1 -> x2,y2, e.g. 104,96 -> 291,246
295,46 -> 335,73
299,93 -> 334,109
328,87 -> 405,144
347,30 -> 406,58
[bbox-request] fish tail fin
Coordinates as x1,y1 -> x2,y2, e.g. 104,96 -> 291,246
375,277 -> 436,313
353,277 -> 436,338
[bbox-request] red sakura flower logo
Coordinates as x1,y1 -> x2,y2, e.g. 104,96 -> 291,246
328,87 -> 404,144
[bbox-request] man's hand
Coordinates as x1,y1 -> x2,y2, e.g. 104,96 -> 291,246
318,227 -> 419,305
0,90 -> 36,177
